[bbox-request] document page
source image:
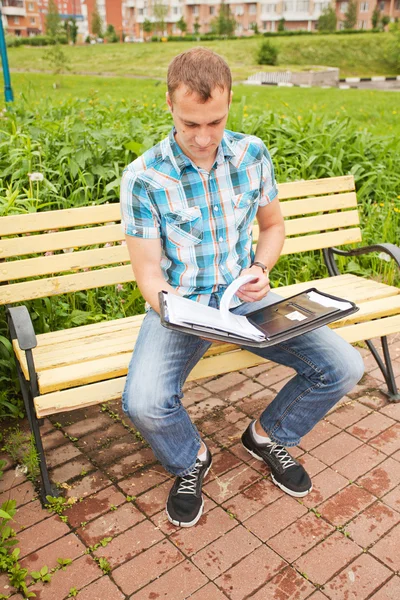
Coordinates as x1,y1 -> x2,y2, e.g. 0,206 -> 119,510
307,291 -> 353,311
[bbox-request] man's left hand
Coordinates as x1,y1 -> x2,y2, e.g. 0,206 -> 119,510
236,267 -> 270,303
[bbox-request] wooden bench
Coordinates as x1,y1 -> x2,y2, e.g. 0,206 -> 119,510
3,175 -> 400,501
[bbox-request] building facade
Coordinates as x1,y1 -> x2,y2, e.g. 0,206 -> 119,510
1,1 -> 41,36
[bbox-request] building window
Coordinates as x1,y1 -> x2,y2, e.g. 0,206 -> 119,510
29,2 -> 34,9
297,0 -> 309,10
173,6 -> 179,14
249,3 -> 257,14
340,2 -> 348,12
30,17 -> 35,24
210,6 -> 215,15
284,1 -> 295,11
379,0 -> 385,8
262,3 -> 277,14
234,5 -> 244,15
138,8 -> 143,15
192,5 -> 199,16
358,20 -> 367,28
13,16 -> 20,24
359,2 -> 369,11
395,0 -> 400,9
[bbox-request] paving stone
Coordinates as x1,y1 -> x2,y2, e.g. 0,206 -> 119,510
63,413 -> 112,438
294,532 -> 361,585
87,434 -> 142,465
348,376 -> 385,400
50,456 -> 95,483
134,480 -> 172,517
77,502 -> 144,545
215,544 -> 286,600
181,385 -> 211,407
77,422 -> 129,452
310,431 -> 362,466
370,424 -> 400,455
188,582 -> 229,600
42,429 -> 69,451
370,523 -> 400,571
222,477 -> 283,522
21,532 -> 85,573
117,466 -> 169,497
346,501 -> 400,548
370,361 -> 400,384
75,576 -> 125,600
105,447 -> 156,479
302,468 -> 349,508
249,566 -> 315,600
333,443 -> 386,480
187,396 -> 227,421
204,462 -> 261,504
326,402 -> 372,429
359,393 -> 389,411
318,484 -> 376,526
234,390 -> 275,418
203,372 -> 248,394
220,405 -> 249,425
358,457 -> 400,497
297,453 -> 326,478
380,402 -> 400,421
254,365 -> 295,388
17,514 -> 70,558
192,525 -> 261,580
324,553 -> 393,600
199,410 -> 234,436
13,499 -> 51,531
382,485 -> 400,513
65,470 -> 112,499
240,362 -> 274,378
66,485 -> 126,528
0,452 -> 14,472
128,560 -> 208,600
268,512 -> 335,563
46,442 -> 83,469
51,404 -> 104,427
211,418 -> 251,448
369,576 -> 400,599
112,539 -> 184,595
222,378 -> 265,403
348,412 -> 396,441
270,375 -> 293,393
245,495 -> 307,541
207,448 -> 242,480
1,468 -> 29,491
29,554 -> 102,600
94,519 -> 164,568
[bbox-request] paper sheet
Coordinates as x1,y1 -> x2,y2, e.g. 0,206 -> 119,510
307,291 -> 353,311
219,274 -> 259,319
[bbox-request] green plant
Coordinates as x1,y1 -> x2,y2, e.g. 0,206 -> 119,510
277,18 -> 285,32
57,557 -> 72,570
318,6 -> 337,32
30,565 -> 51,583
257,40 -> 279,66
68,588 -> 78,597
344,0 -> 357,30
98,557 -> 111,574
2,428 -> 39,482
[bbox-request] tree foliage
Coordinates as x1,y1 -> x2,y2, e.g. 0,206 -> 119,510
257,40 -> 278,65
152,1 -> 168,37
211,1 -> 236,36
344,0 -> 357,30
45,0 -> 61,38
318,6 -> 337,32
176,16 -> 187,35
371,7 -> 380,29
278,18 -> 285,32
91,2 -> 103,38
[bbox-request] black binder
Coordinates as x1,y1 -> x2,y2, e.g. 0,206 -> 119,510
159,288 -> 359,348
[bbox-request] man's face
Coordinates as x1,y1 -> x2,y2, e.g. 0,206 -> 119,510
167,85 -> 232,166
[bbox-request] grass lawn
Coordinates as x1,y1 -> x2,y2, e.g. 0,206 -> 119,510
7,32 -> 397,80
8,72 -> 400,138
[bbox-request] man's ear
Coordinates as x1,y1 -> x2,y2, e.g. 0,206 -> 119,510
166,91 -> 173,113
228,90 -> 233,109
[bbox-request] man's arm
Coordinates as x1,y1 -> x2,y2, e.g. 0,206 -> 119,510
125,235 -> 178,314
236,198 -> 285,303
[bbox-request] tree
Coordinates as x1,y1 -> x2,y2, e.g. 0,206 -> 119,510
381,15 -> 390,29
45,0 -> 61,38
91,2 -> 103,38
257,40 -> 278,65
193,18 -> 201,35
176,16 -> 187,36
152,1 -> 168,38
318,6 -> 337,32
371,7 -> 380,29
143,18 -> 153,39
70,19 -> 78,44
277,18 -> 285,32
344,0 -> 357,30
211,1 -> 236,36
105,24 -> 119,43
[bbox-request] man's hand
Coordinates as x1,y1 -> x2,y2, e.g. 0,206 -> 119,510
236,267 -> 270,303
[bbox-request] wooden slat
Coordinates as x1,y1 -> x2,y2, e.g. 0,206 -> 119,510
278,176 -> 355,200
331,295 -> 400,328
281,228 -> 362,255
283,210 -> 359,237
2,245 -> 130,283
0,204 -> 120,236
338,314 -> 400,344
0,224 -> 123,259
280,193 -> 358,217
0,264 -> 135,305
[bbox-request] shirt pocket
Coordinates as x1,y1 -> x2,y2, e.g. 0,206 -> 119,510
165,206 -> 204,247
232,189 -> 260,229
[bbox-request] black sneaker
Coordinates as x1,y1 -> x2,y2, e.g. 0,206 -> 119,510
242,421 -> 312,497
166,448 -> 212,527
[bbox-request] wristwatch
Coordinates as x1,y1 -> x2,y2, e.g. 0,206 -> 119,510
250,261 -> 269,276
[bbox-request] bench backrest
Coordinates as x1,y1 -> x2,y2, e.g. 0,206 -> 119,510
0,175 -> 361,306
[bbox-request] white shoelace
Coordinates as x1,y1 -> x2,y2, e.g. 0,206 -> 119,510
177,461 -> 201,495
267,442 -> 296,470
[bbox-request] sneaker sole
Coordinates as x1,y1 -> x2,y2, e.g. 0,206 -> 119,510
166,462 -> 212,528
242,443 -> 312,498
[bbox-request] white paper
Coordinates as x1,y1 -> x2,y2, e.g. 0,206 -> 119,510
307,291 -> 353,311
285,310 -> 307,322
219,274 -> 259,320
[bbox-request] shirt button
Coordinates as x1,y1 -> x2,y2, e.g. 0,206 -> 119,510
219,237 -> 223,242
214,206 -> 219,212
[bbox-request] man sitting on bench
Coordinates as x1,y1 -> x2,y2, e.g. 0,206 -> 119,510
120,47 -> 364,528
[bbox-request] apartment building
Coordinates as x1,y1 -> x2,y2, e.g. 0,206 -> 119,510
1,1 -> 41,36
336,0 -> 400,30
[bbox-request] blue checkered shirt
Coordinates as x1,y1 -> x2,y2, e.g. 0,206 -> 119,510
120,128 -> 278,305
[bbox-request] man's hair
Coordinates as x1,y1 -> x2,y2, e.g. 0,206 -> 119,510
167,47 -> 232,103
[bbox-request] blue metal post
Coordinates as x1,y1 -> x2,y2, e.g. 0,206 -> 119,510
0,8 -> 14,103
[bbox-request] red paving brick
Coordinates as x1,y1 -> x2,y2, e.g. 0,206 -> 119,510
299,420 -> 341,451
211,419 -> 251,447
75,576 -> 125,600
13,499 -> 51,531
129,560 -> 208,600
333,443 -> 386,480
324,553 -> 393,600
134,480 -> 172,517
203,371 -> 248,394
245,496 -> 308,541
105,447 -> 156,479
380,402 -> 400,421
310,431 -> 362,466
42,428 -> 69,451
17,514 -> 70,558
298,453 -> 327,477
21,532 -> 85,573
222,478 -> 283,522
117,465 -> 169,497
46,442 -> 83,468
346,501 -> 400,548
294,532 -> 361,585
318,485 -> 376,526
268,512 -> 335,562
66,485 -> 126,528
358,457 -> 400,497
50,456 -> 95,483
188,582 -> 230,600
302,468 -> 349,508
369,576 -> 400,599
326,401 -> 372,429
370,423 -> 400,455
65,470 -> 112,499
187,396 -> 227,420
348,412 -> 395,441
207,448 -> 242,480
214,544 -> 286,600
254,365 -> 295,388
169,507 -> 237,556
63,413 -> 112,438
88,434 -> 141,465
203,463 -> 261,503
382,485 -> 400,512
77,501 -> 144,545
0,481 -> 36,508
249,566 -> 316,600
222,378 -> 264,403
192,525 -> 261,580
30,554 -> 102,600
370,523 -> 400,571
112,539 -> 184,595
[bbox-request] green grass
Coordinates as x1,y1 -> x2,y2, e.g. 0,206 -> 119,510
8,72 -> 400,137
6,32 -> 397,80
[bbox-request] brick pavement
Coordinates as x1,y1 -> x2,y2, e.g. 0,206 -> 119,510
1,334 -> 400,599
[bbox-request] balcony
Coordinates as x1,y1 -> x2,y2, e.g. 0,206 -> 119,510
2,0 -> 26,17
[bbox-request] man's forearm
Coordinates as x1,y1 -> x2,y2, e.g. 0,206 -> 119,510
138,275 -> 178,315
253,223 -> 286,272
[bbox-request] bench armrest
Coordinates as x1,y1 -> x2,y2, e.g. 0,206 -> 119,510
7,306 -> 37,351
323,243 -> 400,277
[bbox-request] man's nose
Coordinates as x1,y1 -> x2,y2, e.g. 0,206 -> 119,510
195,134 -> 211,147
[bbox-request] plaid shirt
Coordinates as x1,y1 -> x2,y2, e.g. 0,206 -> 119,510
120,128 -> 278,305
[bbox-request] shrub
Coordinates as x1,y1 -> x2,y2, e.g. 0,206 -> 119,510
257,40 -> 279,65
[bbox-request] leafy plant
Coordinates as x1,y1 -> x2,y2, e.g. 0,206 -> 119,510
257,41 -> 279,66
31,565 -> 51,583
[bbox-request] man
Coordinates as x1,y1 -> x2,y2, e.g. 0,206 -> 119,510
120,47 -> 364,528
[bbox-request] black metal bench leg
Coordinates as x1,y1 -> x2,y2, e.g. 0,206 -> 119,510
366,336 -> 400,403
15,361 -> 59,503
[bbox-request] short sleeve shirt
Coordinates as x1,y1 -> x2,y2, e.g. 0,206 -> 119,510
120,128 -> 278,305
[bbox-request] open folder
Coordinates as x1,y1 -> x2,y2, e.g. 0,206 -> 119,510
159,275 -> 359,347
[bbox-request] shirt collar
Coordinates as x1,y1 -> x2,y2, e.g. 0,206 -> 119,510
164,128 -> 236,173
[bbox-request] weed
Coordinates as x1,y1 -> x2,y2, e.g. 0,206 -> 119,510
57,557 -> 72,570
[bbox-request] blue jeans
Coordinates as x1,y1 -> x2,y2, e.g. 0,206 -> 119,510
122,291 -> 364,477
